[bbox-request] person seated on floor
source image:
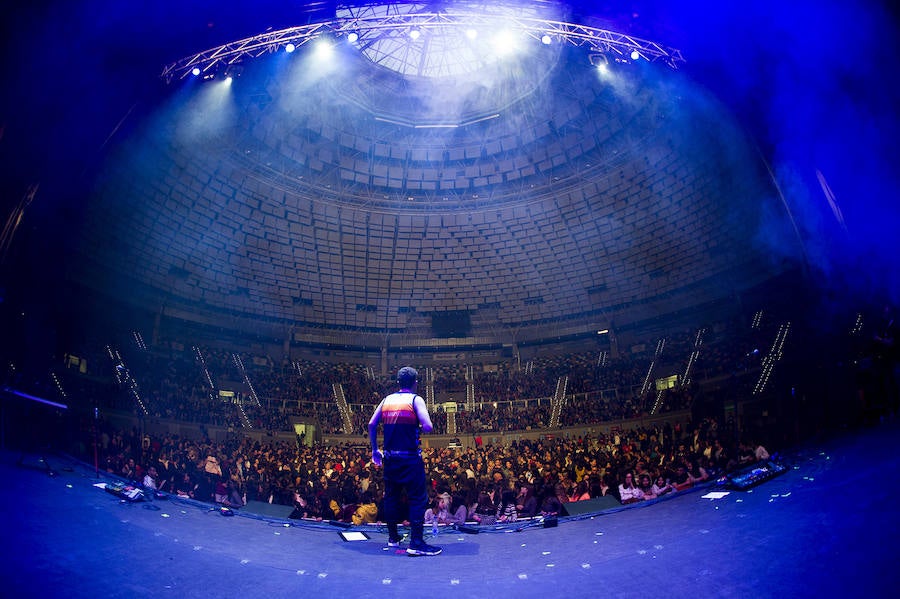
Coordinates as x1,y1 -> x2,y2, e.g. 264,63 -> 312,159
425,492 -> 453,525
596,473 -> 617,499
214,479 -> 229,503
637,473 -> 656,500
175,472 -> 197,499
337,486 -> 359,523
351,491 -> 379,525
687,460 -> 709,485
496,489 -> 518,522
618,471 -> 645,504
738,443 -> 758,464
290,490 -> 314,519
568,479 -> 591,502
516,483 -> 539,518
651,474 -> 676,498
155,453 -> 175,492
554,482 -> 571,506
703,457 -> 723,480
448,492 -> 469,525
142,466 -> 159,492
323,484 -> 341,520
539,485 -> 562,517
222,478 -> 245,508
472,492 -> 497,525
672,464 -> 693,492
121,457 -> 137,482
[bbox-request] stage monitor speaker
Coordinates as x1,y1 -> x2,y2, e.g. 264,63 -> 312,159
561,495 -> 621,516
243,500 -> 295,519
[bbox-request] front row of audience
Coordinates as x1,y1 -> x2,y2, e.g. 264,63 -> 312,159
93,415 -> 769,529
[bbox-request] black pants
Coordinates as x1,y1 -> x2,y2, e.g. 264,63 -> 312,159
383,455 -> 428,541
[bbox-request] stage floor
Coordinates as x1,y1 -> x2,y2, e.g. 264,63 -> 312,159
3,419 -> 900,598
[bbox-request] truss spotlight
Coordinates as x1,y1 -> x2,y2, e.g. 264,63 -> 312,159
285,42 -> 296,53
466,29 -> 478,40
589,53 -> 609,70
347,32 -> 359,43
314,39 -> 334,58
191,67 -> 201,76
630,49 -> 640,60
541,34 -> 552,45
491,29 -> 518,57
409,29 -> 421,40
224,65 -> 243,79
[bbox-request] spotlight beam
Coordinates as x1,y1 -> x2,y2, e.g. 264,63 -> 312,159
160,10 -> 684,82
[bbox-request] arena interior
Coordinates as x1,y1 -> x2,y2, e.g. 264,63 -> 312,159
1,2 -> 899,597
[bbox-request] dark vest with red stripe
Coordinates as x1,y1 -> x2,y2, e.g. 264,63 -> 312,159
381,391 -> 421,452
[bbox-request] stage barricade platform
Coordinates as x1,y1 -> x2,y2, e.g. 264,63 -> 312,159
242,499 -> 295,519
560,495 -> 622,516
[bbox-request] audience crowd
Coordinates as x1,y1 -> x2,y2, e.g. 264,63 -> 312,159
51,316 -> 771,439
15,302 -> 897,527
79,412 -> 771,526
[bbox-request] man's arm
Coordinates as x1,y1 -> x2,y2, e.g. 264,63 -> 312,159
369,401 -> 384,466
413,395 -> 434,432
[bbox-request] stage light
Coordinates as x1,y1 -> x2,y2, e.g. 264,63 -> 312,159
491,29 -> 519,57
466,29 -> 478,40
409,29 -> 421,40
347,32 -> 358,43
191,67 -> 201,76
630,49 -> 640,60
285,43 -> 296,53
589,53 -> 610,75
541,34 -> 552,45
222,65 -> 242,82
314,39 -> 334,58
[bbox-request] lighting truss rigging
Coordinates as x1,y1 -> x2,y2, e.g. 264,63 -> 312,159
160,10 -> 685,82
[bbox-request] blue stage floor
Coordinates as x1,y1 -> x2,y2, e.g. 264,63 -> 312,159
3,419 -> 900,598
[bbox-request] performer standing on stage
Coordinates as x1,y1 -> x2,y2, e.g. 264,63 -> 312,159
369,366 -> 442,556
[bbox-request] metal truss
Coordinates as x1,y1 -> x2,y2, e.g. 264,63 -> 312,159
160,9 -> 685,82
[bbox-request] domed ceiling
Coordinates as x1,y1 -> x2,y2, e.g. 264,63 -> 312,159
72,5 -> 793,347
